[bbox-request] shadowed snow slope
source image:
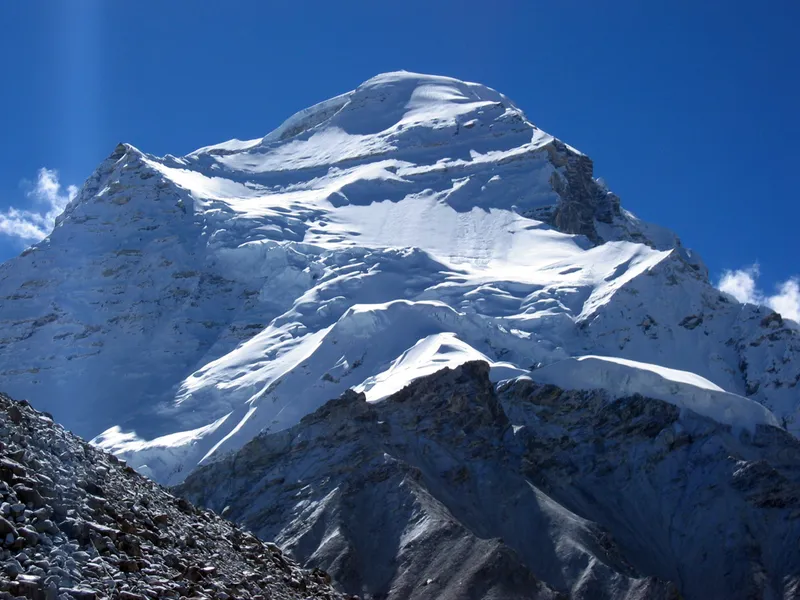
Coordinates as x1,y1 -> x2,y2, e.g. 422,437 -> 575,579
529,355 -> 779,432
1,71 -> 799,485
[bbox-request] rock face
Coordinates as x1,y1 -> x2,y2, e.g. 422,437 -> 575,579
0,70 -> 799,487
178,361 -> 800,600
0,392 -> 346,600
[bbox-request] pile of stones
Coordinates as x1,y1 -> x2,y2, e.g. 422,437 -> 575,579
0,392 -> 348,600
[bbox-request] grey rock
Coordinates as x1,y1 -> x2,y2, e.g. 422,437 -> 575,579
32,521 -> 56,535
12,573 -> 43,599
31,509 -> 52,522
3,558 -> 23,577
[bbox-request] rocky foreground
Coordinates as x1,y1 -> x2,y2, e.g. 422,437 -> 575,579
0,392 -> 346,600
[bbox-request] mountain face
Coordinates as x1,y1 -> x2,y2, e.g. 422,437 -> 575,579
0,391 -> 346,600
1,72 -> 798,487
2,70 -> 800,599
177,361 -> 800,600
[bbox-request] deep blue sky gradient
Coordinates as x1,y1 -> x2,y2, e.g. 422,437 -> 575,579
2,0 -> 798,289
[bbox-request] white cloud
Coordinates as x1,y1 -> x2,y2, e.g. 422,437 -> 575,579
0,168 -> 78,244
718,264 -> 800,323
718,265 -> 761,304
769,279 -> 800,323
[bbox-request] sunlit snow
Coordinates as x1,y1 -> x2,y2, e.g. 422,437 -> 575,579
0,71 -> 794,484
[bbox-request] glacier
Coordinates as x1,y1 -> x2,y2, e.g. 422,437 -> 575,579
0,71 -> 798,485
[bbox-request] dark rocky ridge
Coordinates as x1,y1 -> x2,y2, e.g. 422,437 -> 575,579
0,392 -> 347,600
179,361 -> 800,600
532,141 -> 621,245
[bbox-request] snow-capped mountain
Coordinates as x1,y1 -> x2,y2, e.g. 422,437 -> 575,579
1,71 -> 798,486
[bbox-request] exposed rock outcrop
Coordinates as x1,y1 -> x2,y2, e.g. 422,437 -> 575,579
179,361 -> 800,599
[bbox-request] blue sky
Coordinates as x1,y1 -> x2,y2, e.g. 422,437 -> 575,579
2,1 -> 798,312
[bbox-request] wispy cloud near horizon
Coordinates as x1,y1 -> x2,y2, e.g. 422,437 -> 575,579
718,264 -> 800,323
0,169 -> 78,245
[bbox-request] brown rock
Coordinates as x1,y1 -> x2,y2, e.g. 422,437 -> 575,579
118,533 -> 142,557
119,559 -> 140,573
7,404 -> 23,424
0,515 -> 18,537
18,526 -> 40,547
84,482 -> 105,497
0,457 -> 27,478
312,567 -> 332,584
13,484 -> 45,508
60,588 -> 98,600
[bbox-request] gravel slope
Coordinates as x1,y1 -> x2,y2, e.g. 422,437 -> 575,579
0,391 -> 347,600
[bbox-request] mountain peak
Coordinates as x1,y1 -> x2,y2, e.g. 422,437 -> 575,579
0,73 -> 797,488
193,71 -> 523,152
182,71 -> 694,257
351,70 -> 517,112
